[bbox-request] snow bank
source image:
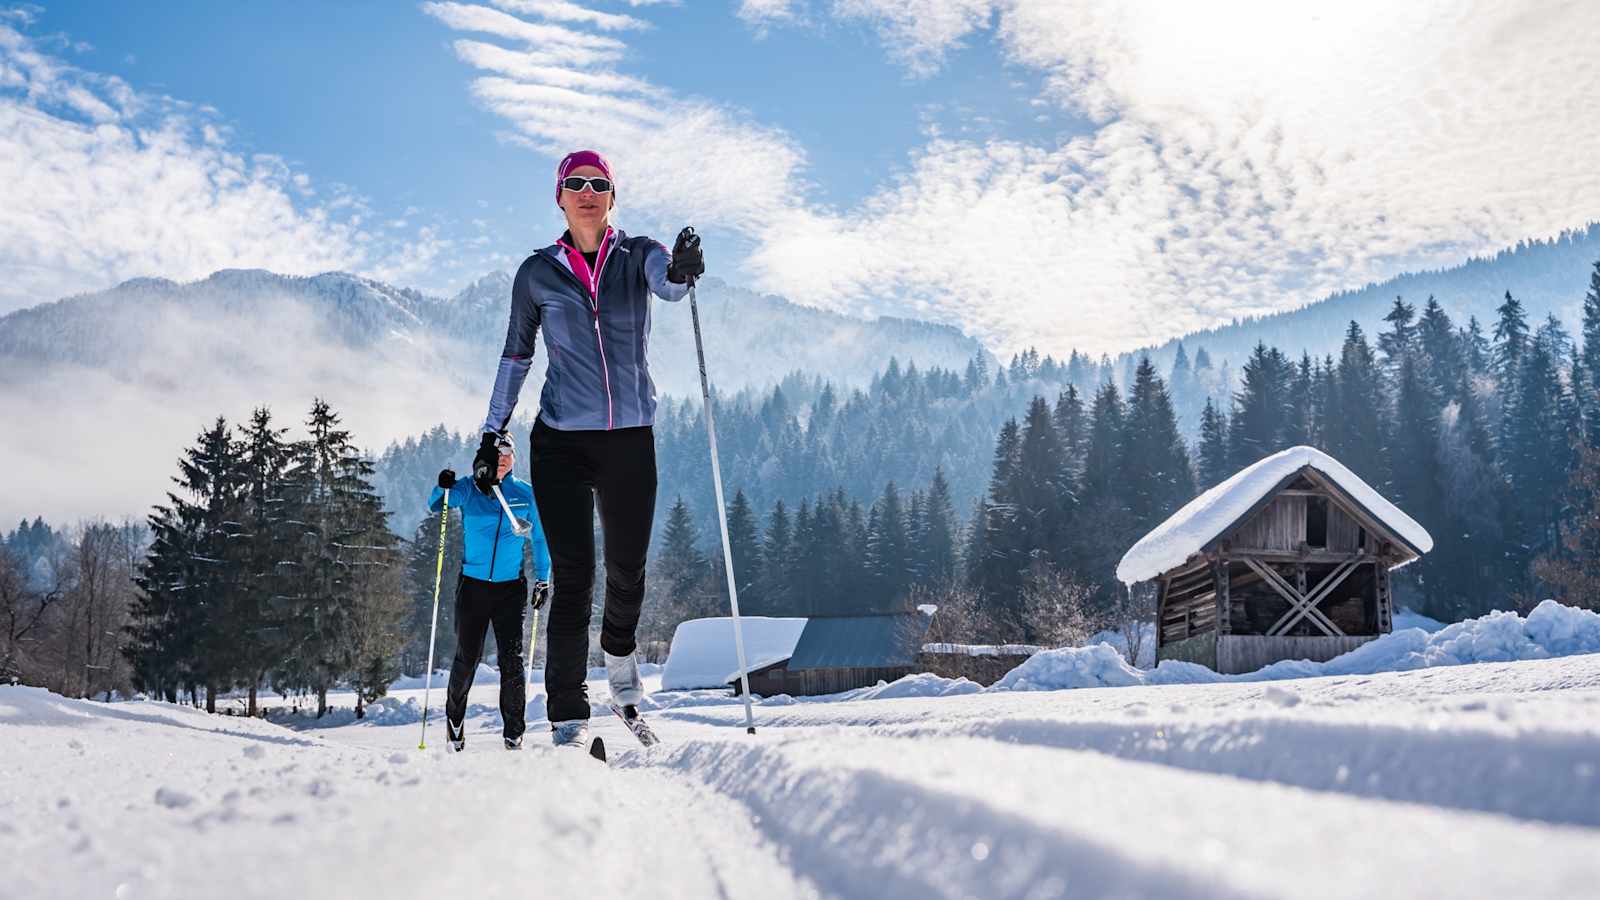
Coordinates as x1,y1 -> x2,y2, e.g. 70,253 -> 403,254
920,642 -> 1044,657
661,616 -> 808,690
838,672 -> 984,701
1116,445 -> 1433,584
992,600 -> 1600,691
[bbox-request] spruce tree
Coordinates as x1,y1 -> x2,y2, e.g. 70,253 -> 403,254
725,489 -> 763,612
1014,397 -> 1066,564
1492,291 -> 1530,383
1197,398 -> 1230,489
1417,297 -> 1463,401
1228,343 -> 1291,468
1124,358 -> 1194,527
233,407 -> 295,716
1283,353 -> 1314,447
1052,386 -> 1088,496
1389,350 -> 1445,609
1081,384 -> 1124,504
658,496 -> 710,619
1503,332 -> 1566,573
975,421 -> 1025,613
1378,296 -> 1417,367
277,399 -> 397,717
1328,322 -> 1387,485
760,500 -> 793,614
131,417 -> 243,713
920,468 -> 959,586
1583,260 -> 1600,448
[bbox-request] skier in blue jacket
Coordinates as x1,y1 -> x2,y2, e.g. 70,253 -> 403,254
470,149 -> 704,749
429,434 -> 551,751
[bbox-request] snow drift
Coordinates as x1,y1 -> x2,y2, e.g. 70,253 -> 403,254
992,600 -> 1600,692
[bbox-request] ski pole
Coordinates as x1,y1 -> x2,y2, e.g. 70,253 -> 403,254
492,483 -> 534,536
685,255 -> 757,735
525,606 -> 539,701
418,488 -> 450,750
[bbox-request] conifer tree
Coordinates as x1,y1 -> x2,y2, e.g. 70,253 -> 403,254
725,489 -> 763,612
658,496 -> 710,619
759,499 -> 792,614
1328,322 -> 1388,485
920,468 -> 959,586
233,407 -> 295,716
1583,261 -> 1600,447
1197,398 -> 1230,489
1124,358 -> 1194,527
133,417 -> 244,712
276,399 -> 397,717
1228,343 -> 1291,467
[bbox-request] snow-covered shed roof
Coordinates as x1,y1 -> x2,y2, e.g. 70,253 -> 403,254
1116,446 -> 1434,585
660,616 -> 808,691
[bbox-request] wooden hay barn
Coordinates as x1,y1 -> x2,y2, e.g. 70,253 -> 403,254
735,610 -> 934,697
1117,446 -> 1433,675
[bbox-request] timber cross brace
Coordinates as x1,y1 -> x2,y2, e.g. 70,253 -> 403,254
1242,556 -> 1361,637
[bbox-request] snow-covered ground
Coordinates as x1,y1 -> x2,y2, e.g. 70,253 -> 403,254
6,606 -> 1600,899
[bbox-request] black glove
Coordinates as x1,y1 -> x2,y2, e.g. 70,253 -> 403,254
473,433 -> 501,491
666,227 -> 704,284
437,468 -> 457,490
530,580 -> 550,611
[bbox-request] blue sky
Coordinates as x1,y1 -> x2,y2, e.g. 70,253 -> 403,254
17,1 -> 1067,292
3,1 -> 1598,355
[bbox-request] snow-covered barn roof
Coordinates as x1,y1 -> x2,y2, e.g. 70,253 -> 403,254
1116,446 -> 1434,585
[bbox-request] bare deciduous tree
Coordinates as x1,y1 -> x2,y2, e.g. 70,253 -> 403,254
1018,562 -> 1099,648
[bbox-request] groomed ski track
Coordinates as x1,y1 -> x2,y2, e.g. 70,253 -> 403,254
5,654 -> 1599,900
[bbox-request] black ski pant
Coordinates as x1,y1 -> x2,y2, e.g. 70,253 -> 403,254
445,573 -> 528,740
528,418 -> 656,723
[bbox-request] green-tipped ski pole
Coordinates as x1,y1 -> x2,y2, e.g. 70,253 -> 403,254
417,488 -> 450,750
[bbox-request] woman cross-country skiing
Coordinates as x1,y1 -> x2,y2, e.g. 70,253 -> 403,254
472,149 -> 705,749
428,435 -> 551,751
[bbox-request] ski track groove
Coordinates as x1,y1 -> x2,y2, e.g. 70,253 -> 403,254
623,732 -> 1600,900
655,667 -> 1600,828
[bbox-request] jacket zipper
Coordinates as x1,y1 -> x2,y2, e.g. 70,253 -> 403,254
551,231 -> 617,430
590,232 -> 615,430
488,503 -> 503,577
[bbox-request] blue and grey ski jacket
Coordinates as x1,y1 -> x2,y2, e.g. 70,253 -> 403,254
481,227 -> 689,434
426,475 -> 551,584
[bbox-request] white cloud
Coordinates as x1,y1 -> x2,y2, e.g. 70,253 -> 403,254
419,2 -> 625,66
443,0 -> 1600,357
737,0 -> 804,27
0,21 -> 457,314
755,0 -> 1600,354
427,3 -> 810,234
831,0 -> 993,75
490,0 -> 648,31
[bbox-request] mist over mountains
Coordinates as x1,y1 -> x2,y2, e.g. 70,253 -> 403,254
1115,224 -> 1600,381
0,267 -> 984,523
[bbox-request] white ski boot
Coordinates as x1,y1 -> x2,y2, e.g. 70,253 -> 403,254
606,650 -> 659,746
551,720 -> 607,763
446,717 -> 466,753
550,720 -> 590,748
605,650 -> 643,707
